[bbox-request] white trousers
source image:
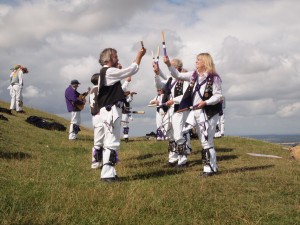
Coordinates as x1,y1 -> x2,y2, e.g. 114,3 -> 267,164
10,84 -> 23,111
96,106 -> 122,179
194,112 -> 220,172
156,111 -> 165,129
163,108 -> 190,165
220,114 -> 225,135
69,111 -> 81,140
92,114 -> 104,149
121,113 -> 129,139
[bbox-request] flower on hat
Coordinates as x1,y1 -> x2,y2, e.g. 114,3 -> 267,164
14,64 -> 21,70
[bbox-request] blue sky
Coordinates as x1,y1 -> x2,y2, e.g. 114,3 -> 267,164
0,0 -> 299,136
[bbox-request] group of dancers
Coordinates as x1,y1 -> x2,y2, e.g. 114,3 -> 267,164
149,54 -> 223,176
65,42 -> 223,182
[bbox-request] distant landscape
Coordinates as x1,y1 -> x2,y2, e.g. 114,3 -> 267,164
242,134 -> 300,146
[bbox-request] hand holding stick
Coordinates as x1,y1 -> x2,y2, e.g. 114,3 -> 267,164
152,46 -> 160,73
135,44 -> 146,65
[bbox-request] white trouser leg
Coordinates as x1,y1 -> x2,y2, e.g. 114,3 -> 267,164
173,111 -> 189,165
203,147 -> 217,173
220,114 -> 225,135
99,106 -> 121,179
10,87 -> 16,110
10,85 -> 23,111
162,111 -> 178,163
101,148 -> 117,178
196,113 -> 219,173
15,85 -> 23,111
91,114 -> 104,168
69,111 -> 81,140
156,112 -> 164,139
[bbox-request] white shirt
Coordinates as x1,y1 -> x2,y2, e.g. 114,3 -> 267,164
104,63 -> 139,86
10,69 -> 23,86
168,66 -> 222,106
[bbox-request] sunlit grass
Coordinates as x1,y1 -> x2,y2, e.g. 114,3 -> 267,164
0,100 -> 299,225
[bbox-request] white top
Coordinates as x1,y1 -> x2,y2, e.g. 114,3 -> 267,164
168,66 -> 222,106
10,69 -> 23,86
103,63 -> 139,86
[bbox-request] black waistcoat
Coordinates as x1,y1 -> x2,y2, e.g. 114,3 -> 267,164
202,74 -> 222,119
97,67 -> 126,109
178,72 -> 222,119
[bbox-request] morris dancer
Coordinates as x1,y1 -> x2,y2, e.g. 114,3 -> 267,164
149,88 -> 167,141
97,47 -> 146,182
8,64 -> 28,113
121,76 -> 136,143
163,53 -> 223,176
153,58 -> 190,167
122,91 -> 137,142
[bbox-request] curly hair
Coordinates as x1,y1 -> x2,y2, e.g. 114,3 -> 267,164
98,48 -> 117,66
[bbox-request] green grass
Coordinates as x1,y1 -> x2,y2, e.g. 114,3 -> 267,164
0,100 -> 299,225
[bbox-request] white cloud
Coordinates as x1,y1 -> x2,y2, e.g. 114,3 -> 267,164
0,0 -> 299,136
23,85 -> 46,98
59,56 -> 99,84
277,102 -> 300,118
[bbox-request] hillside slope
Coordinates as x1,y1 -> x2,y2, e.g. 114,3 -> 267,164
0,100 -> 299,225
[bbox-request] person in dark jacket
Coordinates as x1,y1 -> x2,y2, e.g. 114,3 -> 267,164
65,79 -> 86,140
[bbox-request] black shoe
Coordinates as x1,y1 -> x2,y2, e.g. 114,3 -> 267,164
201,172 -> 216,177
101,177 -> 118,183
175,162 -> 188,168
16,110 -> 25,114
168,162 -> 177,167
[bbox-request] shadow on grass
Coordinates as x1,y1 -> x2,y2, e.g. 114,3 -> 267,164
220,164 -> 275,174
136,152 -> 165,160
192,148 -> 233,154
0,150 -> 32,160
125,159 -> 164,168
187,155 -> 238,167
217,155 -> 238,161
217,148 -> 234,152
124,152 -> 166,161
118,169 -> 185,182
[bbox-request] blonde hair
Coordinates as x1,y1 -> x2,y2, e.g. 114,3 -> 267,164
197,53 -> 216,74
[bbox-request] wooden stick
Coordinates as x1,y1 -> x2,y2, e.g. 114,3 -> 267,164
247,153 -> 282,159
157,46 -> 160,59
140,41 -> 144,49
132,111 -> 145,114
161,31 -> 165,42
161,31 -> 167,56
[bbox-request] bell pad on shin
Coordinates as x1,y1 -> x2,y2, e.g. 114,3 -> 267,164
168,141 -> 176,153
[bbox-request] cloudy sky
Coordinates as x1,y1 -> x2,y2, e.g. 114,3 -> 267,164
1,0 -> 299,137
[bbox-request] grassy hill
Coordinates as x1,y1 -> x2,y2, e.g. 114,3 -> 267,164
0,100 -> 299,225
